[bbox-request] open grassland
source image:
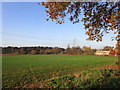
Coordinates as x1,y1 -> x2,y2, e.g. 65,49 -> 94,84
2,55 -> 117,88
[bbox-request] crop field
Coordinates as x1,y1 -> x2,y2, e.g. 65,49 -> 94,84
2,55 -> 118,88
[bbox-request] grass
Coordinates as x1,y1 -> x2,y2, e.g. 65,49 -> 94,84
2,55 -> 117,88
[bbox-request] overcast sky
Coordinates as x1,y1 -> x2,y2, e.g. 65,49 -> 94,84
2,2 -> 116,49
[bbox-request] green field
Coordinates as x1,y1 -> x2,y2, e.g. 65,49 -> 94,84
2,55 -> 117,88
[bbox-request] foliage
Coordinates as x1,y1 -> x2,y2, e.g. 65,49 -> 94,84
2,55 -> 117,88
2,46 -> 97,55
2,46 -> 65,55
41,69 -> 120,88
31,50 -> 37,55
82,46 -> 96,55
64,46 -> 83,55
102,46 -> 114,51
41,2 -> 120,41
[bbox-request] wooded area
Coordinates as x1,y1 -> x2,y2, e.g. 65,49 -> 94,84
2,46 -> 116,55
2,46 -> 96,55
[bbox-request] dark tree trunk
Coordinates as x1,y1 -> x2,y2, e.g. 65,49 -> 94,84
117,20 -> 120,67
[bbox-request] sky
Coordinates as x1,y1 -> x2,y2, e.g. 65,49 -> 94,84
2,2 -> 116,49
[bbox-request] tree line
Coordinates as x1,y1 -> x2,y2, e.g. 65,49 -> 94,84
2,46 -> 98,55
2,45 -> 116,55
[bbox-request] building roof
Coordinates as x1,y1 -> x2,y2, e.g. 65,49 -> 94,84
96,51 -> 110,53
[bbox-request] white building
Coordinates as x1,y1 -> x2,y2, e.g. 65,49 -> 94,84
95,51 -> 110,56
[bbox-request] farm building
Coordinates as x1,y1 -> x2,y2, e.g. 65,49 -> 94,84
95,50 -> 117,56
95,51 -> 110,56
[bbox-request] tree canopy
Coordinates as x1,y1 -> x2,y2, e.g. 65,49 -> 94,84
41,1 -> 120,42
102,46 -> 114,51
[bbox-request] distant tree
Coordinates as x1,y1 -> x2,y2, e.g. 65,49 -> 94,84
90,49 -> 97,55
40,50 -> 46,54
70,46 -> 82,55
2,46 -> 63,55
82,46 -> 94,55
20,47 -> 26,54
64,46 -> 83,55
52,47 -> 64,54
102,46 -> 114,51
13,47 -> 20,55
31,50 -> 37,55
64,47 -> 72,55
26,47 -> 32,54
